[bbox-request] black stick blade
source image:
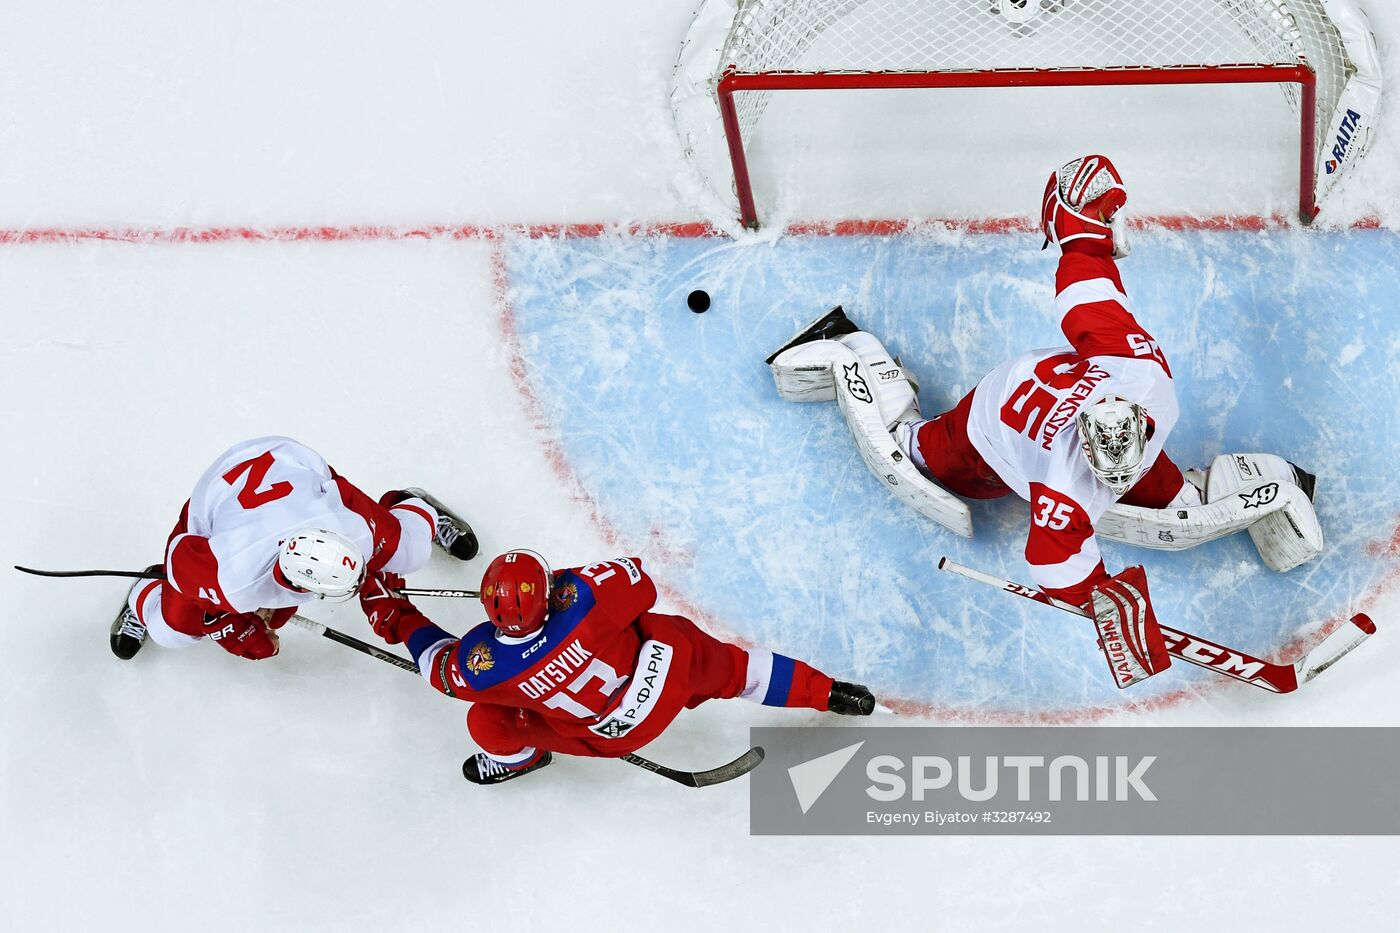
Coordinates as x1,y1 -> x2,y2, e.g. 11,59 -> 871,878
14,565 -> 165,580
621,747 -> 765,787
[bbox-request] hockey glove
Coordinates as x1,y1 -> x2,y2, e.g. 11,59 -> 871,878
204,611 -> 280,661
360,572 -> 429,644
1089,566 -> 1171,688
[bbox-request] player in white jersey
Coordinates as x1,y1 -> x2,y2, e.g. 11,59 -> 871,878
109,436 -> 478,661
767,155 -> 1321,685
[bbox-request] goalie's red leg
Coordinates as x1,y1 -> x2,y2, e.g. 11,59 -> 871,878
1117,451 -> 1196,508
911,391 -> 1013,500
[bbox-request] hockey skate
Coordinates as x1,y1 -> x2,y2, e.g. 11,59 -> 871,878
828,681 -> 876,716
764,305 -> 859,364
462,750 -> 553,785
109,565 -> 160,660
398,487 -> 479,561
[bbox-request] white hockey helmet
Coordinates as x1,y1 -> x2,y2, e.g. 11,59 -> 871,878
278,529 -> 366,598
1076,395 -> 1149,494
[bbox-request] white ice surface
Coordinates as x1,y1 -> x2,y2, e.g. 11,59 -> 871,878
2,3 -> 1399,931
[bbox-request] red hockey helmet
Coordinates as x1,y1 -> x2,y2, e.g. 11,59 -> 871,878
1041,154 -> 1128,256
480,550 -> 553,635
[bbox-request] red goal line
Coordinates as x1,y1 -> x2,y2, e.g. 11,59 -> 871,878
0,215 -> 1382,245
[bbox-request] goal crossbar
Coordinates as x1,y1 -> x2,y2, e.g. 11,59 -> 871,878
718,64 -> 1317,228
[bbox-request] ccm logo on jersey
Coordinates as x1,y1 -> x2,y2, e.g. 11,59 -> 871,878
1239,483 -> 1280,510
842,363 -> 873,403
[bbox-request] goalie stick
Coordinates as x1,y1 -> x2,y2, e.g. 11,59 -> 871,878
937,557 -> 1375,694
15,565 -> 478,598
284,615 -> 763,786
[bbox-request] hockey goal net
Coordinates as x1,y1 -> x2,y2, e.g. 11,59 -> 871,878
672,0 -> 1381,228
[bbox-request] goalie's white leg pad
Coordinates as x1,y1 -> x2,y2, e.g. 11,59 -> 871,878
832,331 -> 920,429
769,331 -> 921,430
769,338 -> 839,402
1204,453 -> 1323,572
1245,485 -> 1323,572
1096,453 -> 1323,572
772,337 -> 971,537
836,362 -> 973,538
1204,453 -> 1303,499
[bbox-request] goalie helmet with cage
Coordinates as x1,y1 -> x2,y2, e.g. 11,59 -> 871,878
1076,395 -> 1149,494
277,528 -> 365,598
1041,154 -> 1130,258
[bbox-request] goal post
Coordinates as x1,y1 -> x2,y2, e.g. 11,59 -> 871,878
674,0 -> 1383,229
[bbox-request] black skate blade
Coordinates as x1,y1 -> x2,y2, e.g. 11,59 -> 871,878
764,305 -> 856,365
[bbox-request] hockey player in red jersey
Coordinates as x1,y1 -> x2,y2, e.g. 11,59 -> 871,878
109,436 -> 478,662
767,155 -> 1321,687
360,550 -> 876,784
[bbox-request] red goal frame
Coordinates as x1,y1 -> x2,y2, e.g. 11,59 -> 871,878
717,65 -> 1318,229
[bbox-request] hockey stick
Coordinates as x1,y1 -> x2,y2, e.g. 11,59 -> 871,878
937,556 -> 1376,694
619,748 -> 766,787
396,586 -> 479,598
16,565 -> 477,599
15,565 -> 162,580
286,614 -> 421,674
285,615 -> 762,786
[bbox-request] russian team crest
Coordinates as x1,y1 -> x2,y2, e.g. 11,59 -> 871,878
465,642 -> 495,675
550,580 -> 578,612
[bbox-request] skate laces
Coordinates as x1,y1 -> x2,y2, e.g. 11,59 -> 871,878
476,751 -> 539,778
476,754 -> 518,778
117,610 -> 147,640
435,514 -> 462,548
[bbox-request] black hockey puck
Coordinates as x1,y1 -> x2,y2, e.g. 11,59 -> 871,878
687,289 -> 710,313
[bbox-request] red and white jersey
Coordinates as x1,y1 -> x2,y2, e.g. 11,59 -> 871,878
964,253 -> 1178,603
164,436 -> 434,615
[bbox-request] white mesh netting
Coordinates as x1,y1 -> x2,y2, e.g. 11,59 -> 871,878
719,0 -> 1355,182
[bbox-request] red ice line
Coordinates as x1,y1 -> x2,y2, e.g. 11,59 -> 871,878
0,213 -> 1384,245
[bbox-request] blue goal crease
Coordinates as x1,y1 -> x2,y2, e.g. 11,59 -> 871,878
503,229 -> 1400,714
